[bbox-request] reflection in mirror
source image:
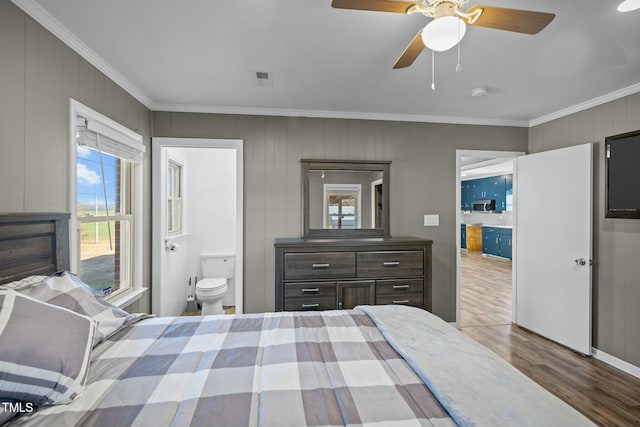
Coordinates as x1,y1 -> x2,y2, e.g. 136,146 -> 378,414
302,160 -> 390,238
308,170 -> 383,230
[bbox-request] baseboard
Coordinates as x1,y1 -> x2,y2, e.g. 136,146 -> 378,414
592,348 -> 640,379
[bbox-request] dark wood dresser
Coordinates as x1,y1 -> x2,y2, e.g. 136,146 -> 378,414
274,237 -> 433,312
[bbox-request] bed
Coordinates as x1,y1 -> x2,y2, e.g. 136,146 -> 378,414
0,213 -> 595,426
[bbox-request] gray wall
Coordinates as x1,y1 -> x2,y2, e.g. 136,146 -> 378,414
0,1 -> 152,313
529,92 -> 640,366
153,112 -> 528,319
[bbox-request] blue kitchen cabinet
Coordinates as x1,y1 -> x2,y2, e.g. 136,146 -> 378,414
504,174 -> 513,211
461,180 -> 476,210
501,228 -> 512,259
482,227 -> 500,255
461,182 -> 468,210
464,174 -> 512,211
462,178 -> 476,208
461,224 -> 467,249
488,176 -> 507,211
471,179 -> 481,200
472,178 -> 489,200
482,226 -> 512,259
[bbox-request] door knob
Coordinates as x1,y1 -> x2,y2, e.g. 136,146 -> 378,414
574,258 -> 587,266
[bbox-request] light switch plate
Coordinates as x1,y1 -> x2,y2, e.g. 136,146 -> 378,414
423,214 -> 439,226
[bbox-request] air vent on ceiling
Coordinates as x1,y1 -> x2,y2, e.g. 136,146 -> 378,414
255,70 -> 273,87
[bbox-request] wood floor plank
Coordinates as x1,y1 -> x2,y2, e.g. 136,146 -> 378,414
459,250 -> 640,426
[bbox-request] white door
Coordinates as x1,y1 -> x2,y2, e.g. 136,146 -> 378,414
515,143 -> 593,355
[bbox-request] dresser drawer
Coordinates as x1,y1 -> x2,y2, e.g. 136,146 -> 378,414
376,293 -> 424,308
284,252 -> 356,280
285,282 -> 337,300
284,298 -> 336,311
357,251 -> 423,277
376,278 -> 423,295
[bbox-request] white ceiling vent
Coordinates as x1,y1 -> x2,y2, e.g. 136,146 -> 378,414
255,71 -> 273,87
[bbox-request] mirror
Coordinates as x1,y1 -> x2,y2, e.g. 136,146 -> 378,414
302,160 -> 390,238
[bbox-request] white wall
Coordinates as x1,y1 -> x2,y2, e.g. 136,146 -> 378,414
184,147 -> 237,306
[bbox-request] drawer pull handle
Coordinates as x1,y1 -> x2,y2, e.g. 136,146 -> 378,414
301,303 -> 320,309
393,300 -> 410,304
383,261 -> 400,267
301,288 -> 320,293
312,263 -> 330,269
392,284 -> 410,290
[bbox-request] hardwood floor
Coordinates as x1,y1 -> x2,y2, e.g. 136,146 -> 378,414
459,249 -> 640,426
460,250 -> 512,327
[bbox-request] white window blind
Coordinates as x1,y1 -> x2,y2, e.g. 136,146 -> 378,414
76,117 -> 145,163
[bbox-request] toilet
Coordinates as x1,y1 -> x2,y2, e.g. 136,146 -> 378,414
196,253 -> 235,315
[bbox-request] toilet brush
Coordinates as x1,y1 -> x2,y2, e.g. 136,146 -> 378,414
186,277 -> 198,312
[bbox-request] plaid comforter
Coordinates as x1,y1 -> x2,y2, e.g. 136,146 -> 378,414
10,310 -> 454,427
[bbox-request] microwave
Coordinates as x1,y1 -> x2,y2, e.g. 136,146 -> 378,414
473,199 -> 496,211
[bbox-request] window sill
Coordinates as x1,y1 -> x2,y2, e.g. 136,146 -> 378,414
109,287 -> 148,309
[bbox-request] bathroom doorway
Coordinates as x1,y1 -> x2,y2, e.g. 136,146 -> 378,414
152,138 -> 243,316
455,150 -> 523,328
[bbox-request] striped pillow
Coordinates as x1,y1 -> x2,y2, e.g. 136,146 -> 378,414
0,290 -> 95,407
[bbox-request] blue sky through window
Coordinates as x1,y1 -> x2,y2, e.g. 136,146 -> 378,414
77,146 -> 118,214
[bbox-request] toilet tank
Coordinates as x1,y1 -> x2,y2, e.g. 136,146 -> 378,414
200,253 -> 235,279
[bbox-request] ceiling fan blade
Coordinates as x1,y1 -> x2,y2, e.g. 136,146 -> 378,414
331,0 -> 417,13
393,31 -> 425,69
466,6 -> 555,34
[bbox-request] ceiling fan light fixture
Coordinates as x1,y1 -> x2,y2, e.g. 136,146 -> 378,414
421,16 -> 466,52
617,0 -> 640,11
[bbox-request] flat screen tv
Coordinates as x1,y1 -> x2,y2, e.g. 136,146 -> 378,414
605,129 -> 640,218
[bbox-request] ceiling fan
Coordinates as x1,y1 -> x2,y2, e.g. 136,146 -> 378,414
331,0 -> 555,69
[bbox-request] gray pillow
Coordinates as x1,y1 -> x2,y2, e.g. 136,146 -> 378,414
0,290 -> 95,407
1,272 -> 147,347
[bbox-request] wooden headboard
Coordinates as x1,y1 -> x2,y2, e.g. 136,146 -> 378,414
0,212 -> 70,285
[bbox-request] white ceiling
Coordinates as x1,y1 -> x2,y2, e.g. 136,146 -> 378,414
460,157 -> 513,179
15,0 -> 640,127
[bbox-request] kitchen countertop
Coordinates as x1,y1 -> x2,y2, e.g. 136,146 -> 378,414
462,224 -> 513,229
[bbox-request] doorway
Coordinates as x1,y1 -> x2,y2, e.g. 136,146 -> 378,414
455,150 -> 524,328
152,138 -> 243,316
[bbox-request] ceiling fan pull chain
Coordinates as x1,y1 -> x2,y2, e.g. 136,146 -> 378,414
431,50 -> 435,91
456,18 -> 462,72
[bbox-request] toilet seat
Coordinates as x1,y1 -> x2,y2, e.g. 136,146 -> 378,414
197,278 -> 227,291
196,278 -> 228,298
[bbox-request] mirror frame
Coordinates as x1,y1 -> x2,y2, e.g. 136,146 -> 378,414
302,159 -> 391,238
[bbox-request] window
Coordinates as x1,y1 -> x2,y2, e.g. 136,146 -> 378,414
71,100 -> 144,302
323,184 -> 361,229
166,159 -> 183,235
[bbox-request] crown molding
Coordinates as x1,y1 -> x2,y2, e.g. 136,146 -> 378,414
151,103 -> 530,127
12,0 -> 640,129
12,0 -> 154,109
529,82 -> 640,127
